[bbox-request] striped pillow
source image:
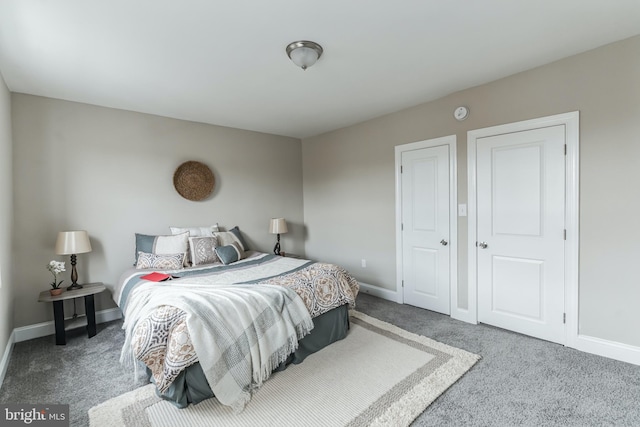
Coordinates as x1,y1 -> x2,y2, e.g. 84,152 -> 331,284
135,232 -> 189,267
214,229 -> 246,251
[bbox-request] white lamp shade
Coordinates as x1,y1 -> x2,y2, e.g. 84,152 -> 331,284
55,230 -> 92,255
289,46 -> 319,69
269,218 -> 288,234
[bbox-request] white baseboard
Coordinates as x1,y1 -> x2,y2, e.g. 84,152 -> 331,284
0,329 -> 15,388
13,307 -> 122,343
451,307 -> 477,325
358,282 -> 400,303
358,282 -> 640,366
573,334 -> 640,366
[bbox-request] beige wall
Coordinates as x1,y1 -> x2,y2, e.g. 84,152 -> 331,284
11,95 -> 304,328
302,35 -> 640,347
0,74 -> 13,359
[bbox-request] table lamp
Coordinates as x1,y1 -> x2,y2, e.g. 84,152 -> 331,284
55,230 -> 92,290
269,218 -> 288,255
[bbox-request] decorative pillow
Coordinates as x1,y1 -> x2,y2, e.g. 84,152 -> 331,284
136,252 -> 185,270
188,236 -> 220,266
135,232 -> 190,266
169,226 -> 219,266
214,229 -> 248,251
215,242 -> 246,265
229,226 -> 249,251
169,224 -> 220,237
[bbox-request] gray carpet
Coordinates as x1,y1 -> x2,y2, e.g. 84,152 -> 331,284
357,294 -> 640,426
2,293 -> 639,426
0,321 -> 148,427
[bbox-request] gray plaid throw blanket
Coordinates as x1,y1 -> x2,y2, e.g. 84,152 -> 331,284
121,282 -> 313,412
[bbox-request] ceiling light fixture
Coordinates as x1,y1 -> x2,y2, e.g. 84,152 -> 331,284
286,40 -> 323,70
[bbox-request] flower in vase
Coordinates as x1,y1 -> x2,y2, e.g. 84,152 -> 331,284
47,260 -> 66,289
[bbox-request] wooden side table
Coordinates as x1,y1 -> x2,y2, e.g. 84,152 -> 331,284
37,282 -> 106,345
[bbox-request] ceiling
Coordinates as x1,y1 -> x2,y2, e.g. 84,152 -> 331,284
1,1 -> 639,139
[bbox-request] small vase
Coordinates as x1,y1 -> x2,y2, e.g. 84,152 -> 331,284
50,288 -> 63,296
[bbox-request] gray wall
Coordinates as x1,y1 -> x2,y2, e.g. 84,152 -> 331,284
11,95 -> 304,328
302,35 -> 640,347
7,36 -> 640,349
0,74 -> 13,358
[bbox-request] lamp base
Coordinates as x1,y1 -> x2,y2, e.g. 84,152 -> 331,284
273,233 -> 282,255
67,254 -> 83,290
67,282 -> 83,291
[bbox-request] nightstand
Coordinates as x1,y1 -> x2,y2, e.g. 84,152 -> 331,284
37,282 -> 106,345
280,252 -> 301,259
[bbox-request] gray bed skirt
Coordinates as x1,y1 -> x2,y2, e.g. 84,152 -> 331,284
150,304 -> 351,408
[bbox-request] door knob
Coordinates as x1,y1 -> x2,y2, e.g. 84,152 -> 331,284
440,239 -> 448,246
478,242 -> 488,249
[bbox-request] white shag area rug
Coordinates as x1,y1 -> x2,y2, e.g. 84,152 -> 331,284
89,311 -> 480,427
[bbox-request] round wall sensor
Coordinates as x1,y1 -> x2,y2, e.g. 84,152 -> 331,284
454,106 -> 469,121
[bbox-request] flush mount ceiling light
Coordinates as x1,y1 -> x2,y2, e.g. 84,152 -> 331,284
286,40 -> 323,70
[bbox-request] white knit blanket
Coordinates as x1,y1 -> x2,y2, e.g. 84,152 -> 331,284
121,281 -> 314,412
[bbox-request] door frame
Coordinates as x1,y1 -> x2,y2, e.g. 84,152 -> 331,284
466,112 -> 579,348
395,135 -> 458,315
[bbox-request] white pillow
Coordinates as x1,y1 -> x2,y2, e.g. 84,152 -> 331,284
170,224 -> 220,237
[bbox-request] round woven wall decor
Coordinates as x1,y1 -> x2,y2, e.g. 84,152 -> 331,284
173,161 -> 215,201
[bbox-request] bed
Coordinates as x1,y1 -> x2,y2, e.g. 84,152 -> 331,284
114,249 -> 359,411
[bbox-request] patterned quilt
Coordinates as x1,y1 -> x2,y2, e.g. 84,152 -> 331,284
119,254 -> 359,395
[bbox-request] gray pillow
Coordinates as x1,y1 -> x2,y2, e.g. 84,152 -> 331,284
215,242 -> 245,265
